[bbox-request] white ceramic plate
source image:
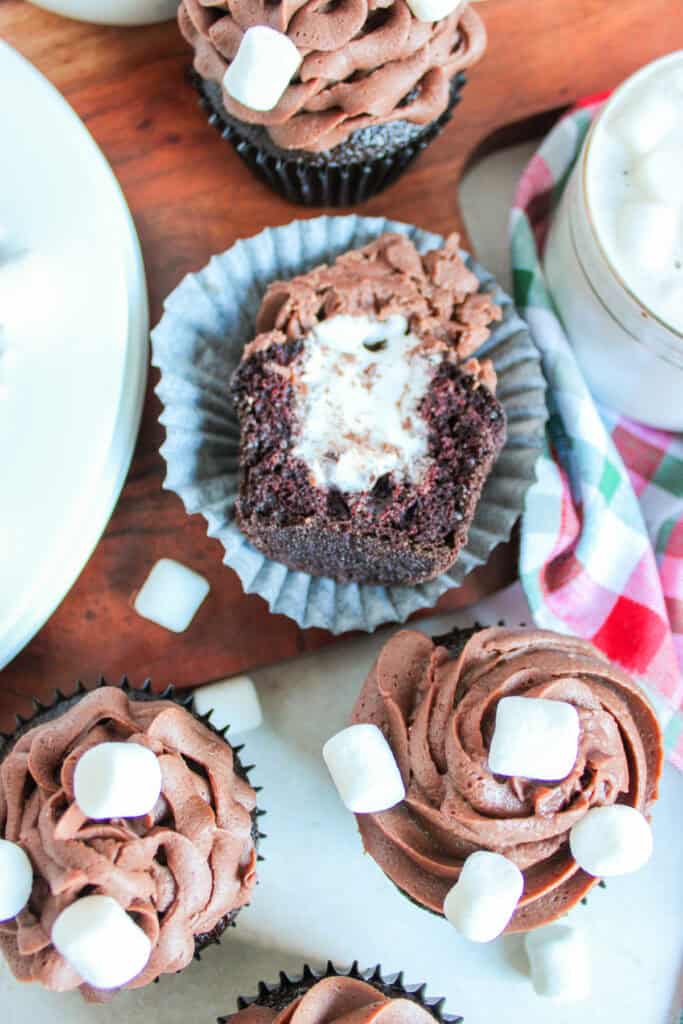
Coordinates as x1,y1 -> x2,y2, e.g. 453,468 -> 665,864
26,0 -> 178,26
0,42 -> 148,669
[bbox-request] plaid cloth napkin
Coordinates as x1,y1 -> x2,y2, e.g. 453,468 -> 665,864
510,98 -> 683,771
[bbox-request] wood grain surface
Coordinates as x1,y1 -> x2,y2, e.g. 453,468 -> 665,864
1,0 -> 681,727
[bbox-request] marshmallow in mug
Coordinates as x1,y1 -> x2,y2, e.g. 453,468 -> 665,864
74,742 -> 163,820
52,895 -> 151,989
323,724 -> 405,814
0,839 -> 33,922
525,923 -> 591,1002
488,696 -> 580,781
569,804 -> 653,877
224,27 -> 302,113
443,850 -> 524,942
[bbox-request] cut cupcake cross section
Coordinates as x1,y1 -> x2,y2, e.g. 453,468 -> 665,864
231,232 -> 506,586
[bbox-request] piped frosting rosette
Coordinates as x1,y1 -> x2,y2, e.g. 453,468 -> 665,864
0,686 -> 258,1000
351,626 -> 663,931
179,0 -> 486,152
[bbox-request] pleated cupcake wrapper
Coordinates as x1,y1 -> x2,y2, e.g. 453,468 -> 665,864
193,73 -> 465,208
220,961 -> 463,1023
152,215 -> 548,635
0,678 -> 266,963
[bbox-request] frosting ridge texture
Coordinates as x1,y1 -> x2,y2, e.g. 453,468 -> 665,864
0,688 -> 258,999
179,0 -> 487,151
351,626 -> 663,931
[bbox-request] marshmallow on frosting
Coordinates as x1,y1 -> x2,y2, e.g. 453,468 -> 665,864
443,850 -> 523,942
323,724 -> 405,814
488,695 -> 580,781
406,0 -> 463,23
74,741 -> 163,820
52,895 -> 152,990
569,804 -> 653,877
0,839 -> 33,922
224,26 -> 302,113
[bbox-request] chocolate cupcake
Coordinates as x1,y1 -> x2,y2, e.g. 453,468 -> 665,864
0,682 -> 261,1001
230,232 -> 506,585
348,625 -> 663,933
178,0 -> 487,205
220,962 -> 462,1024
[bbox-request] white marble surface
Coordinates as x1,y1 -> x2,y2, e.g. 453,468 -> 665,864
2,145 -> 682,1024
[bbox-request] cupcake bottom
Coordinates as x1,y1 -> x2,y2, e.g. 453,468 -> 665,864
220,962 -> 463,1023
0,680 -> 264,969
193,73 -> 465,207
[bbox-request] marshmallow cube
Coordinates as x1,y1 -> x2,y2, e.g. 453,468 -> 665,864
443,851 -> 523,943
525,924 -> 591,1002
0,840 -> 33,921
52,895 -> 151,990
134,558 -> 210,633
74,742 -> 163,820
570,804 -> 653,877
193,675 -> 263,735
612,92 -> 677,154
406,0 -> 461,23
224,26 -> 302,113
323,724 -> 405,814
488,696 -> 579,781
634,144 -> 683,205
617,201 -> 678,273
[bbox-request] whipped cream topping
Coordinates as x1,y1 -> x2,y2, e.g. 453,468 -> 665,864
291,314 -> 440,492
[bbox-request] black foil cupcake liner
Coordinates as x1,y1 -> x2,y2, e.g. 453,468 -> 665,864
219,961 -> 463,1024
0,678 -> 266,961
193,71 -> 466,207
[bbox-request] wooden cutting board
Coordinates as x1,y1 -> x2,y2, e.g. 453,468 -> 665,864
1,0 -> 681,726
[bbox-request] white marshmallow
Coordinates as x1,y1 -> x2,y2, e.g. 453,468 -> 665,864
134,558 -> 210,633
0,840 -> 33,921
443,851 -> 523,943
52,895 -> 151,990
74,742 -> 162,820
323,724 -> 405,814
224,26 -> 302,113
488,696 -> 579,781
406,0 -> 462,22
193,674 -> 263,735
569,804 -> 653,877
617,200 -> 678,273
633,143 -> 683,206
525,924 -> 591,1002
612,92 -> 677,154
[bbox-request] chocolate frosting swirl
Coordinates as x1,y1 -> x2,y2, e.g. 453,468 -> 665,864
178,0 -> 487,151
229,976 -> 438,1024
351,627 -> 663,931
0,689 -> 257,999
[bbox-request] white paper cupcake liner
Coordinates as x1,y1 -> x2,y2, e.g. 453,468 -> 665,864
152,215 -> 547,634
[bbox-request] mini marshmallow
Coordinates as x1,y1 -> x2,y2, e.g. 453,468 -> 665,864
323,724 -> 405,814
0,839 -> 33,921
634,143 -> 683,206
569,804 -> 653,877
612,92 -> 677,154
224,26 -> 301,113
443,851 -> 523,943
488,696 -> 579,781
74,742 -> 162,820
134,558 -> 210,633
52,895 -> 151,990
617,201 -> 678,273
406,0 -> 462,22
193,674 -> 263,735
525,923 -> 591,1002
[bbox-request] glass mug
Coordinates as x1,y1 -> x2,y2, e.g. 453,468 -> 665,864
544,51 -> 683,431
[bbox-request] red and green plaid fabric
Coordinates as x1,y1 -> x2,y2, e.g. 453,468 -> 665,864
510,99 -> 683,770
